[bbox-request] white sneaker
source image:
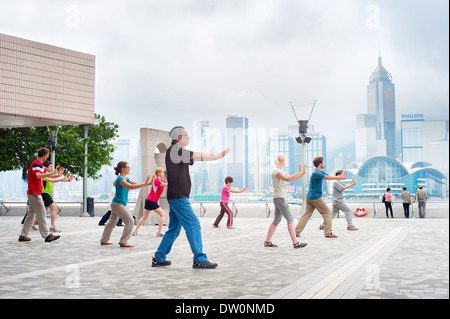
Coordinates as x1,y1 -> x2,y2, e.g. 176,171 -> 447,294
49,226 -> 61,233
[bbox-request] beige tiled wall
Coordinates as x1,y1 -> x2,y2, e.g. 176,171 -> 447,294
0,33 -> 95,128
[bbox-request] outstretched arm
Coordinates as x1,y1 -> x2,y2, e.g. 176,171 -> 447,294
120,175 -> 152,190
229,188 -> 246,194
36,165 -> 62,179
192,148 -> 231,162
276,164 -> 307,182
324,171 -> 348,181
343,177 -> 357,190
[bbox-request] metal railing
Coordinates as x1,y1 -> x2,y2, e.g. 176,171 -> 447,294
1,199 -> 448,218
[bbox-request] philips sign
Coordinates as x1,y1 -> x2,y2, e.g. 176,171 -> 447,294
401,113 -> 424,120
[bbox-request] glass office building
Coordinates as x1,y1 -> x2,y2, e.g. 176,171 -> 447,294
225,116 -> 249,188
347,156 -> 447,198
367,56 -> 396,158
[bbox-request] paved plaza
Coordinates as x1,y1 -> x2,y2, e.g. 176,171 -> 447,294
0,214 -> 448,300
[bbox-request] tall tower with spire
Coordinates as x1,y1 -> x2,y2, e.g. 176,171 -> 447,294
367,56 -> 396,158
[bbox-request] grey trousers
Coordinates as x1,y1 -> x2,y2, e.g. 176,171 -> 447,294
332,202 -> 353,226
272,197 -> 295,226
418,199 -> 426,218
21,194 -> 49,239
100,202 -> 134,245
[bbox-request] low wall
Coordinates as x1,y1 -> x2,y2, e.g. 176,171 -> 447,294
1,201 -> 448,220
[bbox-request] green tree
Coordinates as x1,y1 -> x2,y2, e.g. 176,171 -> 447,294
0,114 -> 119,180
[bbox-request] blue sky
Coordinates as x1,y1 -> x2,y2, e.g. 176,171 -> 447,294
1,0 -> 448,151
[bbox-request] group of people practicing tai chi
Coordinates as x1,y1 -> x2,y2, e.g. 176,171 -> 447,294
18,125 -> 358,270
263,153 -> 358,249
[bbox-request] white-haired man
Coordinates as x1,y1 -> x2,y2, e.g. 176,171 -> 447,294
152,126 -> 230,269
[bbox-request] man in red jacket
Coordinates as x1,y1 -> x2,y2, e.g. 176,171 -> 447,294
19,147 -> 62,243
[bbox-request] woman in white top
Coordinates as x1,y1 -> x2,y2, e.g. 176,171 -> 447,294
264,154 -> 308,248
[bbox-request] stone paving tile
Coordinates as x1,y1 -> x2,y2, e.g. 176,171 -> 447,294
0,215 -> 448,299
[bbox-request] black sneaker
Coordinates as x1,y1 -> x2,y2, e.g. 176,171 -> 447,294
45,234 -> 60,242
193,260 -> 218,269
152,257 -> 171,267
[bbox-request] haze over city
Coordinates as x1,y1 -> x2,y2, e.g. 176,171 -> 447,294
1,0 -> 448,153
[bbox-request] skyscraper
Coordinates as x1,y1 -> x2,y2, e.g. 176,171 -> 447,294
191,120 -> 210,194
356,56 -> 397,162
225,116 -> 249,189
401,113 -> 449,178
367,56 -> 396,158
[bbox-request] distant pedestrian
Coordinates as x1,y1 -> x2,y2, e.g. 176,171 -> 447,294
413,186 -> 427,218
401,187 -> 411,218
384,188 -> 394,218
19,148 -> 61,243
134,167 -> 167,237
212,176 -> 245,229
295,157 -> 345,238
264,154 -> 307,248
100,161 -> 151,247
152,126 -> 230,269
98,182 -> 123,226
319,171 -> 358,231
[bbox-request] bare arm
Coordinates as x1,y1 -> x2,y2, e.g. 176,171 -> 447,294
343,177 -> 357,190
276,164 -> 307,182
120,175 -> 152,190
229,188 -> 246,194
324,171 -> 348,181
192,148 -> 231,162
36,165 -> 62,179
46,173 -> 73,183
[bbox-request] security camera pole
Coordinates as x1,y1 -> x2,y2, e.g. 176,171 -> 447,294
290,99 -> 316,215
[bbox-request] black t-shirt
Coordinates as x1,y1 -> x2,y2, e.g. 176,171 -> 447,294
165,142 -> 195,200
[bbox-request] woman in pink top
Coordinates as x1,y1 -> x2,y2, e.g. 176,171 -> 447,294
384,187 -> 394,218
134,168 -> 168,236
212,176 -> 245,229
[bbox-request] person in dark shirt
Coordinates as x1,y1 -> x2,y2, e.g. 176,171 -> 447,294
152,126 -> 230,269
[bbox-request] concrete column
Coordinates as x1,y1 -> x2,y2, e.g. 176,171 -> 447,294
133,128 -> 171,225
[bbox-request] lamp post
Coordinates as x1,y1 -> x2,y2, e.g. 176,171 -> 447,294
47,127 -> 61,168
80,118 -> 100,217
290,99 -> 317,214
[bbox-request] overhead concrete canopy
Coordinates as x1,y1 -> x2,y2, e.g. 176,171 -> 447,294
0,33 -> 95,128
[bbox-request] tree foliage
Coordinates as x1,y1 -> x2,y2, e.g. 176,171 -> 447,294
0,114 -> 119,180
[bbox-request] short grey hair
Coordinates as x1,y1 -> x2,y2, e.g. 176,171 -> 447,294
169,126 -> 186,141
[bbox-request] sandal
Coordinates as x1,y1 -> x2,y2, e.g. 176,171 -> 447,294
293,242 -> 308,248
264,241 -> 278,247
325,233 -> 338,238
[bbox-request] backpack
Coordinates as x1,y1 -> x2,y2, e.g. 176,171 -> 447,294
381,194 -> 386,203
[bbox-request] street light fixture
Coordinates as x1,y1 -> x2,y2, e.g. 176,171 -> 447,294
46,127 -> 64,168
290,99 -> 317,214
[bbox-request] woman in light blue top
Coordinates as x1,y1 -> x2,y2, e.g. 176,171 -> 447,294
100,161 -> 152,247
